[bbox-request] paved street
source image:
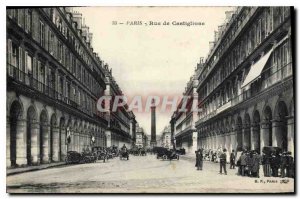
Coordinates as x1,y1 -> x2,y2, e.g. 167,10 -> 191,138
7,154 -> 294,193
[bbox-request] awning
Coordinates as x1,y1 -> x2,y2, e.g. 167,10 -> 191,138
241,49 -> 273,88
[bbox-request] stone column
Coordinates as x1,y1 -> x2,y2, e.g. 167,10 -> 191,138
80,133 -> 84,152
191,131 -> 198,152
250,124 -> 260,151
60,127 -> 66,161
31,122 -> 40,165
71,131 -> 75,151
76,132 -> 80,152
105,130 -> 112,147
52,126 -> 60,162
216,134 -> 221,149
230,128 -> 237,152
225,133 -> 231,152
6,117 -> 11,167
260,120 -> 270,153
41,125 -> 50,164
16,119 -> 27,166
286,116 -> 294,156
221,134 -> 226,149
272,119 -> 281,147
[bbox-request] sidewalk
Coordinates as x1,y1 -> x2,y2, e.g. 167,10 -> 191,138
7,162 -> 66,176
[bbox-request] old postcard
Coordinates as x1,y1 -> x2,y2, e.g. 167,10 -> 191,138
6,6 -> 295,193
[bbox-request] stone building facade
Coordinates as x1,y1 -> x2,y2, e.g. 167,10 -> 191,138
171,7 -> 294,157
171,68 -> 199,154
195,7 -> 294,156
6,7 -> 136,168
103,64 -> 136,148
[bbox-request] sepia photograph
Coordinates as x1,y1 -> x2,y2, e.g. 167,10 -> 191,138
5,5 -> 295,194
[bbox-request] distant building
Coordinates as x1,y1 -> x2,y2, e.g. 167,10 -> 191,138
135,125 -> 146,148
158,126 -> 171,149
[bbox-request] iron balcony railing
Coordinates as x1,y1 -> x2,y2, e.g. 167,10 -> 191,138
196,61 -> 293,125
7,63 -> 102,118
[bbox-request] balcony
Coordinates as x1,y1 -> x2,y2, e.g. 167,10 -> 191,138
7,63 -> 100,119
196,61 -> 293,126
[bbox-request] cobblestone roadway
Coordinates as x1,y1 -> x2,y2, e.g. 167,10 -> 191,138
7,155 -> 294,193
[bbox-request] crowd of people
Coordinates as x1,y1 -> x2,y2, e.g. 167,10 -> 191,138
195,148 -> 294,179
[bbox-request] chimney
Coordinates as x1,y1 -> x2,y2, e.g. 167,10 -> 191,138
199,57 -> 204,64
72,12 -> 82,30
225,10 -> 234,22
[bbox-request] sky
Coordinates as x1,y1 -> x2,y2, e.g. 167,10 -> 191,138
75,6 -> 234,136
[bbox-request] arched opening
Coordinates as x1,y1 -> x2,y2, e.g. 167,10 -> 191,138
253,110 -> 261,152
275,101 -> 288,151
9,101 -> 23,167
26,106 -> 36,165
263,106 -> 273,146
236,117 -> 243,150
244,114 -> 251,150
40,110 -> 48,163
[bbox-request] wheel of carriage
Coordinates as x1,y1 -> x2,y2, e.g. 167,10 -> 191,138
177,155 -> 179,160
127,156 -> 129,160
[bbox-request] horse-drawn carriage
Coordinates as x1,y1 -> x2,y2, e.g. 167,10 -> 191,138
120,148 -> 129,160
155,147 -> 179,161
139,148 -> 147,156
130,146 -> 140,156
92,146 -> 108,162
65,151 -> 97,164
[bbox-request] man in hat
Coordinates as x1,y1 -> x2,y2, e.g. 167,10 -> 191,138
195,149 -> 203,170
280,151 -> 288,178
251,150 -> 261,178
262,151 -> 271,177
240,151 -> 247,176
286,151 -> 294,178
219,149 -> 227,175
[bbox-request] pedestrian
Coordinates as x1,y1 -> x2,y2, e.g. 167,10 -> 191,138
262,151 -> 271,177
219,149 -> 227,175
286,151 -> 294,178
270,152 -> 280,177
195,149 -> 203,170
280,152 -> 288,178
251,151 -> 261,178
245,152 -> 252,177
240,152 -> 247,176
230,150 -> 235,169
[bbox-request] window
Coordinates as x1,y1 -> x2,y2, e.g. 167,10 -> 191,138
39,21 -> 45,47
78,89 -> 81,105
66,81 -> 71,101
59,76 -> 64,95
25,9 -> 32,33
11,44 -> 18,68
57,41 -> 63,62
39,61 -> 45,84
26,53 -> 33,75
49,30 -> 54,55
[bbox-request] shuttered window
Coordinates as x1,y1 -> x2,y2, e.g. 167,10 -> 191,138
39,20 -> 45,47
